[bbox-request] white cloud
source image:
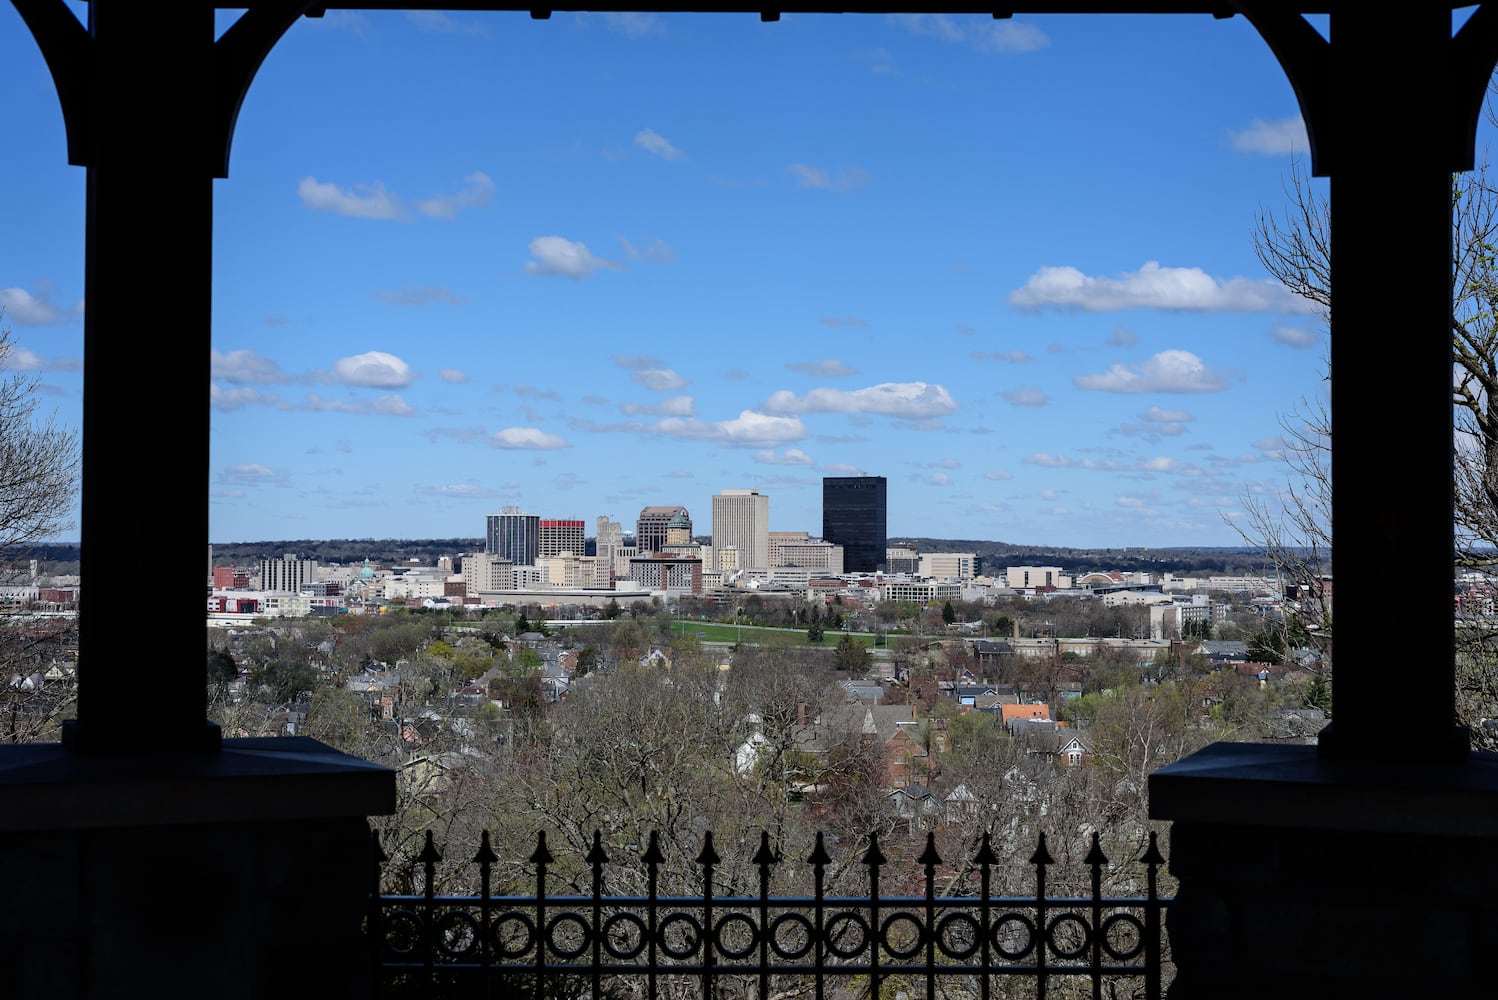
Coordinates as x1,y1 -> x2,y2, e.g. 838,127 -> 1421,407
302,394 -> 365,414
889,14 -> 1050,54
406,10 -> 483,33
212,348 -> 291,384
1074,349 -> 1229,394
1009,261 -> 1318,314
373,286 -> 463,306
415,172 -> 495,219
0,287 -> 71,325
525,236 -> 622,278
929,472 -> 953,486
298,177 -> 406,220
1270,324 -> 1321,348
786,359 -> 860,378
1022,452 -> 1199,476
611,354 -> 666,370
622,395 -> 695,417
2,343 -> 78,373
1229,116 -> 1309,155
1,345 -> 42,371
594,11 -> 662,36
763,381 -> 957,419
983,470 -> 1014,481
753,448 -> 815,466
415,482 -> 514,499
331,351 -> 414,389
619,237 -> 676,262
630,368 -> 689,391
211,384 -> 285,411
1120,403 -> 1195,440
972,350 -> 1032,363
220,463 -> 288,487
1107,324 -> 1140,347
634,128 -> 683,160
1000,386 -> 1050,407
788,163 -> 870,192
655,410 -> 807,448
1116,495 -> 1155,513
822,463 -> 867,476
423,426 -> 486,445
489,427 -> 570,450
368,394 -> 415,417
439,368 -> 469,383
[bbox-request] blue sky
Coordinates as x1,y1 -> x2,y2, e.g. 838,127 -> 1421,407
1,8 -> 1372,549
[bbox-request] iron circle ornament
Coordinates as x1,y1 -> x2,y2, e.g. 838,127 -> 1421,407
934,912 -> 982,961
433,910 -> 482,960
489,911 -> 537,961
545,912 -> 593,960
767,912 -> 816,960
991,913 -> 1036,961
600,912 -> 648,960
823,912 -> 872,959
382,908 -> 423,957
712,913 -> 761,960
658,912 -> 705,960
1098,912 -> 1147,961
878,912 -> 928,960
1044,914 -> 1093,961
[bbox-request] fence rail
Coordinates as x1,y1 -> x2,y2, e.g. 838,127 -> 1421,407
369,828 -> 1169,1000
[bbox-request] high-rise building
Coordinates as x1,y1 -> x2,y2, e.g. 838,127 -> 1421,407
823,476 -> 887,573
487,507 -> 540,565
595,516 -> 624,588
712,489 -> 769,571
259,553 -> 318,593
637,505 -> 691,553
539,518 -> 586,558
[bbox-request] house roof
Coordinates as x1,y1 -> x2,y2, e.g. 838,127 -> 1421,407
1000,703 -> 1052,724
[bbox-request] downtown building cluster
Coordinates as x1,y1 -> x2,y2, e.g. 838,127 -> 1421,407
208,473 -> 1284,638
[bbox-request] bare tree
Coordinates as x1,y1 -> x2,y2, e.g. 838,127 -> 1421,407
1249,103 -> 1498,745
0,319 -> 78,573
0,316 -> 80,742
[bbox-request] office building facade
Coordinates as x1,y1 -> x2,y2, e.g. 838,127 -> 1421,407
258,553 -> 318,593
487,507 -> 540,565
823,476 -> 887,573
637,505 -> 691,553
539,518 -> 586,558
712,489 -> 769,571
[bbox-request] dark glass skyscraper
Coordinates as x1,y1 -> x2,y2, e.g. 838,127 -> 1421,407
487,506 -> 540,565
822,476 -> 886,573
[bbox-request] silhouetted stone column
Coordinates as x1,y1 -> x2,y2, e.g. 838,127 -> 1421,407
1153,6 -> 1498,997
69,0 -> 219,752
1316,5 -> 1464,762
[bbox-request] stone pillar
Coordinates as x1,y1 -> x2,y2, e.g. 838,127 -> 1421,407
0,738 -> 394,999
1152,743 -> 1498,997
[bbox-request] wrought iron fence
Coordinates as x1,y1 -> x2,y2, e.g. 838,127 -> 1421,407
369,827 -> 1169,1000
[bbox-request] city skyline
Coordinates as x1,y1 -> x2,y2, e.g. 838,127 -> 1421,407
1,8 -> 1394,549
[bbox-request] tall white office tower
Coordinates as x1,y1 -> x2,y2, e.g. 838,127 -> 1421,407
711,489 -> 769,571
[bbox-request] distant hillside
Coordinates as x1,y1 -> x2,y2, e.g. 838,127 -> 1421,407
209,538 -> 483,566
209,535 -> 1280,576
894,538 -> 1281,578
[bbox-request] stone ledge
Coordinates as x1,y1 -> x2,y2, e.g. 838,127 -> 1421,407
1149,741 -> 1498,838
0,736 -> 395,831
